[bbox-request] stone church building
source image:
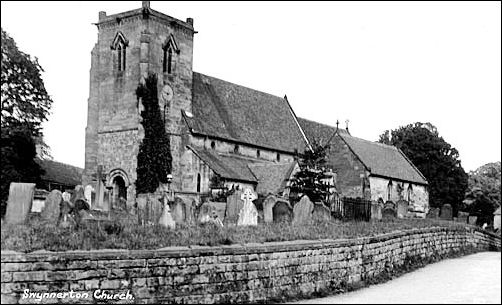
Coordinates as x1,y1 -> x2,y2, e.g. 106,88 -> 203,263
82,2 -> 428,215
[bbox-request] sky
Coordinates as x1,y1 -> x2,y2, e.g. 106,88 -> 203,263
1,1 -> 500,172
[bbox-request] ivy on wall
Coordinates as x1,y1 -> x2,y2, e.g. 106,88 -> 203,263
136,73 -> 172,193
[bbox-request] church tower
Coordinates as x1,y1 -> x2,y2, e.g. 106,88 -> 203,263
83,1 -> 195,208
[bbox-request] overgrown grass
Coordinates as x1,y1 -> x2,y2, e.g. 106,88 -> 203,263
0,214 -> 475,253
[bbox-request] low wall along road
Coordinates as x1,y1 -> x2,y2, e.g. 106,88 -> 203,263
1,226 -> 500,304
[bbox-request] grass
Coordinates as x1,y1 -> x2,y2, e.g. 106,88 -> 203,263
0,213 -> 478,253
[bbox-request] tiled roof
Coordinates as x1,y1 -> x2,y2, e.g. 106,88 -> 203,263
188,146 -> 258,183
297,118 -> 428,185
37,159 -> 83,186
248,162 -> 297,195
185,72 -> 308,153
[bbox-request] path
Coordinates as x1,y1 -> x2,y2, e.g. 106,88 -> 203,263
288,251 -> 501,304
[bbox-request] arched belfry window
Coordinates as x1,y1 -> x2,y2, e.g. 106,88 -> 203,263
111,32 -> 129,72
162,34 -> 179,74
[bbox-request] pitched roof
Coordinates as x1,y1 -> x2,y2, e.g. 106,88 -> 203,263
297,118 -> 428,185
184,72 -> 308,153
248,162 -> 297,195
37,159 -> 83,186
188,146 -> 258,183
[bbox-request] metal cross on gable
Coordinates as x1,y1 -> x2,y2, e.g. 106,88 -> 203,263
241,188 -> 257,203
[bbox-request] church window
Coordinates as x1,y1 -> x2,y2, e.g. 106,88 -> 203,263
197,173 -> 201,193
111,32 -> 128,72
387,180 -> 393,201
234,145 -> 239,154
407,184 -> 413,202
163,47 -> 173,74
257,150 -> 261,158
163,34 -> 179,74
211,141 -> 216,150
276,153 -> 280,162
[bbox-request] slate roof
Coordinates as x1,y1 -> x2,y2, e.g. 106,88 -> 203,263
184,72 -> 308,153
248,162 -> 297,195
188,146 -> 258,183
297,118 -> 428,185
37,159 -> 83,186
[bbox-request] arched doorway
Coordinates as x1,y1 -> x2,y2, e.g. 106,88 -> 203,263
112,176 -> 127,209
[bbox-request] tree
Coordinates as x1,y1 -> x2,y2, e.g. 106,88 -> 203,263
135,73 -> 172,194
289,140 -> 333,204
378,122 -> 468,215
463,162 -> 501,225
1,29 -> 51,217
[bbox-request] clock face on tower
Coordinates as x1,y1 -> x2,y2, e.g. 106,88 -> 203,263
161,85 -> 174,102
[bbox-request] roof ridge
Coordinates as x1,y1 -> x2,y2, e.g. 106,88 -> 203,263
340,133 -> 399,151
193,71 -> 285,102
297,117 -> 337,131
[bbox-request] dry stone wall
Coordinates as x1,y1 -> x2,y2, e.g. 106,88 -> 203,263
1,227 -> 500,304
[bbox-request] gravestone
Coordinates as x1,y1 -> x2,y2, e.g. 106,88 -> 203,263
170,197 -> 186,224
62,191 -> 71,203
225,191 -> 243,224
468,216 -> 478,225
136,197 -> 148,226
84,185 -> 94,208
396,200 -> 409,218
159,201 -> 176,229
382,201 -> 397,219
371,201 -> 382,220
40,190 -> 62,223
263,195 -> 278,223
237,189 -> 258,226
440,204 -> 453,220
312,202 -> 331,222
457,211 -> 469,223
5,183 -> 35,225
426,207 -> 440,219
292,195 -> 314,225
273,199 -> 293,223
58,200 -> 76,228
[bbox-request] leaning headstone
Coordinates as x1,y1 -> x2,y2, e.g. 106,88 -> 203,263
457,211 -> 469,223
237,189 -> 258,226
5,183 -> 35,225
273,199 -> 293,223
84,185 -> 94,208
40,190 -> 62,223
426,207 -> 440,219
382,201 -> 397,219
159,202 -> 176,229
468,216 -> 478,225
440,204 -> 453,220
371,201 -> 382,220
225,190 -> 243,224
292,195 -> 314,225
312,202 -> 331,222
263,195 -> 278,223
396,200 -> 409,218
170,197 -> 186,224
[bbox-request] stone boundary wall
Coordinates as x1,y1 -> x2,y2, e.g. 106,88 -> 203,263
1,227 -> 500,304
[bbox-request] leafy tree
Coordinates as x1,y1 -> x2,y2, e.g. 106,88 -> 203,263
1,29 -> 51,217
379,122 -> 468,215
463,162 -> 501,225
135,73 -> 172,193
289,140 -> 333,204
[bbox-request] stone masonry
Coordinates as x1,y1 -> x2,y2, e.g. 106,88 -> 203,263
1,227 -> 500,304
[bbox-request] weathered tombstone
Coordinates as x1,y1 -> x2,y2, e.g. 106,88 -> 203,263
371,201 -> 382,220
159,201 -> 176,229
225,190 -> 243,224
312,202 -> 331,222
396,200 -> 409,218
136,196 -> 148,225
58,200 -> 76,228
440,204 -> 453,220
170,197 -> 186,224
84,185 -> 94,208
382,201 -> 396,219
457,211 -> 469,223
292,195 -> 314,225
273,199 -> 293,223
4,183 -> 35,225
468,216 -> 478,225
237,189 -> 258,226
40,190 -> 62,223
426,207 -> 440,219
263,195 -> 278,223
62,191 -> 71,202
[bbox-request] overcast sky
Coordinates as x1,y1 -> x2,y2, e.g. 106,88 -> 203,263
1,1 -> 500,172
